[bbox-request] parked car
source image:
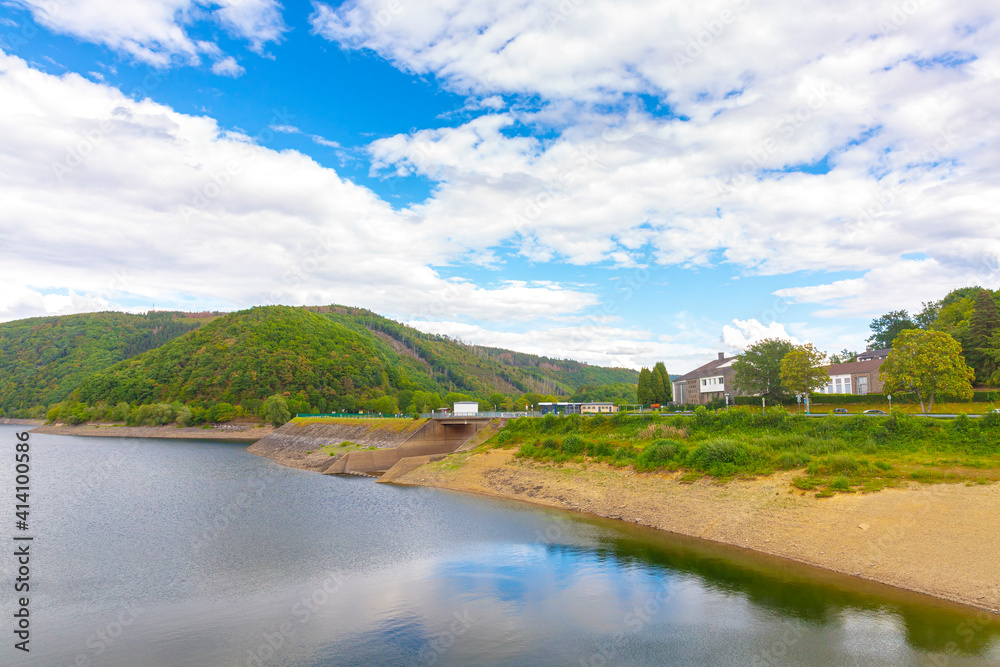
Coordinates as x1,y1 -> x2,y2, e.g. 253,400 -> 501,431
863,409 -> 887,415
833,408 -> 849,414
990,408 -> 1000,414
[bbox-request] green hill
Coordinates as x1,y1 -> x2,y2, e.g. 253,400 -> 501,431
53,305 -> 637,420
0,311 -> 211,417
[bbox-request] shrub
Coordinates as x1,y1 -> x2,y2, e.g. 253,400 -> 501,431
829,477 -> 851,491
562,434 -> 585,454
691,440 -> 739,468
541,437 -> 560,450
175,406 -> 193,427
587,441 -> 614,458
777,450 -> 811,469
827,454 -> 860,474
209,402 -> 237,423
637,440 -> 680,468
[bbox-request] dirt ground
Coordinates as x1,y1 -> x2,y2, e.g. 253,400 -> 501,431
394,448 -> 1000,614
30,422 -> 273,441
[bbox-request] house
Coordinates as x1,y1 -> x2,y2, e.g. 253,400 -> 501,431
580,402 -> 619,414
856,348 -> 890,362
538,402 -> 580,415
538,402 -> 620,415
816,358 -> 885,395
671,353 -> 743,406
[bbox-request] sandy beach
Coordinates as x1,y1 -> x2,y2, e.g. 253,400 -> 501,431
392,447 -> 1000,614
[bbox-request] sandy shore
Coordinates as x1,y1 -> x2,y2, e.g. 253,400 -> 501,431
392,448 -> 1000,614
31,422 -> 274,441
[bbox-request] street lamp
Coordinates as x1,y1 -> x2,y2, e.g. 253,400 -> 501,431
888,394 -> 892,411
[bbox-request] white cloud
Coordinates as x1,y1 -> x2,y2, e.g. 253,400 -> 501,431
722,318 -> 799,350
13,0 -> 285,67
0,51 -> 597,325
406,319 -> 720,372
775,257 -> 1000,318
211,55 -> 245,77
213,0 -> 286,53
327,0 -> 1000,315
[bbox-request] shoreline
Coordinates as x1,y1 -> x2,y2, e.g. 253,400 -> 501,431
29,421 -> 274,442
388,447 -> 1000,615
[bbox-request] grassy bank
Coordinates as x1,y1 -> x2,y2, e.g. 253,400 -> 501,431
491,408 -> 1000,497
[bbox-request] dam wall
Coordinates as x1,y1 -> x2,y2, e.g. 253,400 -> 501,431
247,418 -> 428,472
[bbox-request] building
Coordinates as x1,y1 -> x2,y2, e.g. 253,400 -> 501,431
671,353 -> 743,406
856,348 -> 890,362
816,358 -> 885,395
539,402 -> 620,415
580,402 -> 619,414
453,401 -> 479,415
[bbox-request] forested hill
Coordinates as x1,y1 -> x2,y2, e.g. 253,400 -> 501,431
10,305 -> 636,419
0,311 -> 211,416
314,305 -> 637,397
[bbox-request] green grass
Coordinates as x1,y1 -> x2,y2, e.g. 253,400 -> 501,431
488,407 -> 1000,496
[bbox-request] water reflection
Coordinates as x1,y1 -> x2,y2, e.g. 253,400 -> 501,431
2,426 -> 996,667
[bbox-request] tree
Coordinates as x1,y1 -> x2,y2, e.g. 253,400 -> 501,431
879,330 -> 975,414
637,368 -> 653,406
779,344 -> 830,411
967,289 -> 1000,383
867,310 -> 916,349
732,338 -> 797,402
262,394 -> 291,426
486,393 -> 507,410
652,362 -> 672,403
914,300 -> 941,329
829,349 -> 858,364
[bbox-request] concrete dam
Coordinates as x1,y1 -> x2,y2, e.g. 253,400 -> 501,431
247,416 -> 498,480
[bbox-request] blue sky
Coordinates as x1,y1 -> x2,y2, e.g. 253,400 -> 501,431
1,0 -> 998,372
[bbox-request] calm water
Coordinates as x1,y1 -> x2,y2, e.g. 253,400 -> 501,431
1,425 -> 998,666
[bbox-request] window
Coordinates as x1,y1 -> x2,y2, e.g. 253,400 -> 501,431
856,376 -> 868,395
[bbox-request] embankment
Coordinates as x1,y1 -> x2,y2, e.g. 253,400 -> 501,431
247,417 -> 430,472
31,422 -> 272,441
390,448 -> 1000,614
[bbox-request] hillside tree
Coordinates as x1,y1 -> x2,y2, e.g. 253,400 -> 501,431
732,338 -> 797,402
879,330 -> 975,414
779,344 -> 830,411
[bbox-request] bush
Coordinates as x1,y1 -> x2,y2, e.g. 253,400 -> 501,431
541,437 -> 559,450
827,454 -> 860,474
829,477 -> 851,491
209,402 -> 237,423
636,440 -> 681,470
587,441 -> 614,458
176,406 -> 193,427
777,450 -> 811,469
45,405 -> 61,423
562,434 -> 585,454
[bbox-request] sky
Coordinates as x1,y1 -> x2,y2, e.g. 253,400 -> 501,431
1,0 -> 998,374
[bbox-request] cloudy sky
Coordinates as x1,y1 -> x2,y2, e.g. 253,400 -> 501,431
1,0 -> 998,373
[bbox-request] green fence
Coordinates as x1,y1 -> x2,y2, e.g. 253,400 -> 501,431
735,391 -> 1000,406
295,413 -> 405,419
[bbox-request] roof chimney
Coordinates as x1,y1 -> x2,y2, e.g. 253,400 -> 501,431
718,352 -> 725,361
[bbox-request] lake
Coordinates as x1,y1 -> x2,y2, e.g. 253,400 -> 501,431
1,425 -> 998,666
